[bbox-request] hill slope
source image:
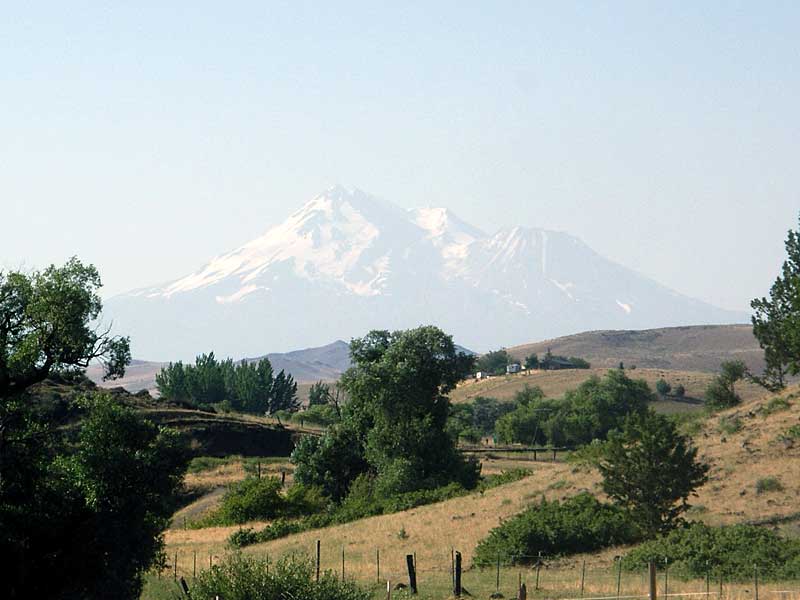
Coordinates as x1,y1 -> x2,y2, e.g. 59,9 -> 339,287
162,385 -> 800,580
507,324 -> 763,373
105,186 -> 746,360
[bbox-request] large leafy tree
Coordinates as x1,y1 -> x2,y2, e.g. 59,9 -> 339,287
293,326 -> 478,500
751,215 -> 800,391
599,411 -> 709,536
0,258 -> 188,599
0,257 -> 130,396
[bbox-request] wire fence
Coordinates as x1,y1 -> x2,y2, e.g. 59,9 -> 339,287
152,543 -> 800,600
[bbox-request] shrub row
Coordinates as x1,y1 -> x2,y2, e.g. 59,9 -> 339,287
622,522 -> 800,581
229,469 -> 531,548
193,477 -> 326,527
193,553 -> 369,600
473,493 -> 640,566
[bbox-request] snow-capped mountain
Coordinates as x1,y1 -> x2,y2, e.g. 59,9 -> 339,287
106,186 -> 747,360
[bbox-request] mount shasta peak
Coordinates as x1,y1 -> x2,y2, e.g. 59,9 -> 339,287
106,186 -> 746,360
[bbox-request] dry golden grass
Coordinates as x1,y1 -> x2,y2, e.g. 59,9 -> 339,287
690,388 -> 800,526
164,461 -> 599,580
450,368 -> 765,408
158,385 -> 800,598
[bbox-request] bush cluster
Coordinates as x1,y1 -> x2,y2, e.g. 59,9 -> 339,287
193,553 -> 369,600
495,370 -> 652,447
622,522 -> 800,581
473,493 -> 640,566
197,477 -> 326,527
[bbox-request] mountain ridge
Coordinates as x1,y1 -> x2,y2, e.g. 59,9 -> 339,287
105,186 -> 747,360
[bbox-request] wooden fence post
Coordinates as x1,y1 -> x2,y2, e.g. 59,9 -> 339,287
754,565 -> 759,600
535,551 -> 542,590
174,551 -> 178,580
451,548 -> 455,589
664,558 -> 669,599
281,470 -> 286,486
496,555 -> 501,593
519,582 -> 527,600
454,551 -> 463,597
341,546 -> 345,580
580,559 -> 586,597
316,540 -> 321,583
377,548 -> 380,582
257,461 -> 261,479
193,550 -> 197,579
406,554 -> 418,594
649,561 -> 657,600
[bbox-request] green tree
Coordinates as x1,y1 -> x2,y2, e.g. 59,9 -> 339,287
270,370 -> 299,414
599,411 -> 709,536
750,215 -> 800,391
655,378 -> 672,397
705,360 -> 747,409
308,380 -> 331,407
674,384 -> 686,398
53,396 -> 188,599
496,370 -> 651,447
475,349 -> 511,375
524,353 -> 539,370
0,259 -> 188,599
293,326 -> 479,500
0,257 -> 130,396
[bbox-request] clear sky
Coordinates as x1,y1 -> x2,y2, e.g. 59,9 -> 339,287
2,1 -> 798,311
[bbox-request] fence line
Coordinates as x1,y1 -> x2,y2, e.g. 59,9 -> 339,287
156,543 -> 800,600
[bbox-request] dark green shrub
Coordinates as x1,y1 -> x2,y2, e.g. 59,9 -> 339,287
756,477 -> 784,494
216,477 -> 284,524
718,416 -> 742,435
656,379 -> 672,396
785,424 -> 800,439
622,522 -> 800,581
674,384 -> 686,398
473,493 -> 640,566
193,553 -> 369,600
228,527 -> 260,547
761,397 -> 791,415
295,404 -> 339,426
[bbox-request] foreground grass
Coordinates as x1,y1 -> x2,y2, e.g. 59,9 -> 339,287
142,557 -> 799,600
147,386 -> 800,599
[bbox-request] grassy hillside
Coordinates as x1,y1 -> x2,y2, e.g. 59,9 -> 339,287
507,324 -> 763,373
154,384 -> 800,597
450,367 -> 765,410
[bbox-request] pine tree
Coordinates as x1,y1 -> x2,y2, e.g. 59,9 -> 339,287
750,215 -> 800,391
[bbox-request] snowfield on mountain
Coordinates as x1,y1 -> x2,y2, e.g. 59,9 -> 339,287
106,186 -> 746,360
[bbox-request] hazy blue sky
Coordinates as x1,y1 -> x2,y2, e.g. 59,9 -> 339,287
2,1 -> 798,311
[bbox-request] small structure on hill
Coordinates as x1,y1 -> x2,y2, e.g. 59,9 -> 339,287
506,363 -> 522,374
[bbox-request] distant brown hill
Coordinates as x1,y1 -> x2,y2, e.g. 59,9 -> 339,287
506,324 -> 763,373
